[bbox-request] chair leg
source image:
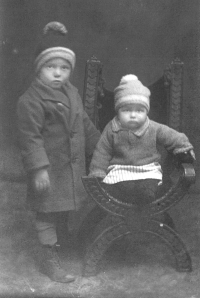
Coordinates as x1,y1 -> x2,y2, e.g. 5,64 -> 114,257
83,215 -> 192,276
83,215 -> 130,276
144,219 -> 192,272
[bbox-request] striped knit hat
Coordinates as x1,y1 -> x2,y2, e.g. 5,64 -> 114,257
34,21 -> 76,73
114,74 -> 151,112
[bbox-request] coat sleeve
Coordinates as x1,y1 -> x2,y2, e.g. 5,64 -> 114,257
89,123 -> 113,178
156,122 -> 193,154
17,97 -> 50,172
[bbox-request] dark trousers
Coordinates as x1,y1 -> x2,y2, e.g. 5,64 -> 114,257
102,179 -> 160,206
102,179 -> 175,227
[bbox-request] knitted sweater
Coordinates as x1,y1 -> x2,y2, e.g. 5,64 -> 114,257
89,117 -> 193,178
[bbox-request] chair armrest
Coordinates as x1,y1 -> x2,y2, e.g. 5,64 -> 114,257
175,152 -> 194,164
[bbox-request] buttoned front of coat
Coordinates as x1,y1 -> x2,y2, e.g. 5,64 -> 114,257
17,79 -> 100,212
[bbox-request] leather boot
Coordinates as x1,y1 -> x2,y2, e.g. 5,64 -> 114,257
40,244 -> 76,283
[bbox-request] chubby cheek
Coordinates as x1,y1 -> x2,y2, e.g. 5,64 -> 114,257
39,70 -> 48,81
63,72 -> 71,82
42,77 -> 50,86
62,76 -> 69,84
38,73 -> 53,87
141,114 -> 148,123
119,117 -> 129,128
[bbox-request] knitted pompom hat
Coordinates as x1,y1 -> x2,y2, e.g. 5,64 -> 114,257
114,74 -> 151,112
34,21 -> 76,73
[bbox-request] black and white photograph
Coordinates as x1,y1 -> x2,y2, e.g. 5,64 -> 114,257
0,1 -> 200,297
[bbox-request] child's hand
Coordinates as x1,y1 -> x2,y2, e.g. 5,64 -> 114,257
34,168 -> 50,193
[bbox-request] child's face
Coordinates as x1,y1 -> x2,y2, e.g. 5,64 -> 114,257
39,58 -> 71,89
118,103 -> 148,130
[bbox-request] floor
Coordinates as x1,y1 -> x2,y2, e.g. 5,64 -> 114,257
0,179 -> 200,298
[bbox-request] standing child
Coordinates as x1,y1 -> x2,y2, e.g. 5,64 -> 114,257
17,22 -> 100,283
89,74 -> 195,207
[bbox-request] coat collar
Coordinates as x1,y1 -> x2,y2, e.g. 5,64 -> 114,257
32,79 -> 78,104
111,116 -> 150,136
31,79 -> 79,129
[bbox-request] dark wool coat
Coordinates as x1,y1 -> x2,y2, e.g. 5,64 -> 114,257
89,117 -> 193,178
17,79 -> 100,212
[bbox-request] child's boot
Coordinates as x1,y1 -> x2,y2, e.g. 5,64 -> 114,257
40,243 -> 76,283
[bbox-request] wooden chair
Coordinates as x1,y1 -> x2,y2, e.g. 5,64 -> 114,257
80,56 -> 195,276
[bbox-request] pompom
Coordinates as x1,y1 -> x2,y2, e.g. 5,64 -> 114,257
43,22 -> 68,35
120,74 -> 138,84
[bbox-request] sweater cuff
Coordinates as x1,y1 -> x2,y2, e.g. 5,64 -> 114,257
173,145 -> 193,155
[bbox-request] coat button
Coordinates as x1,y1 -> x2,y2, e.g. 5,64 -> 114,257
57,103 -> 64,111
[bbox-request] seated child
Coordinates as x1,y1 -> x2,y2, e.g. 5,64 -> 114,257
89,74 -> 195,207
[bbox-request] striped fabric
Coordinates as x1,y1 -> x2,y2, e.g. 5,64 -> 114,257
103,162 -> 162,184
